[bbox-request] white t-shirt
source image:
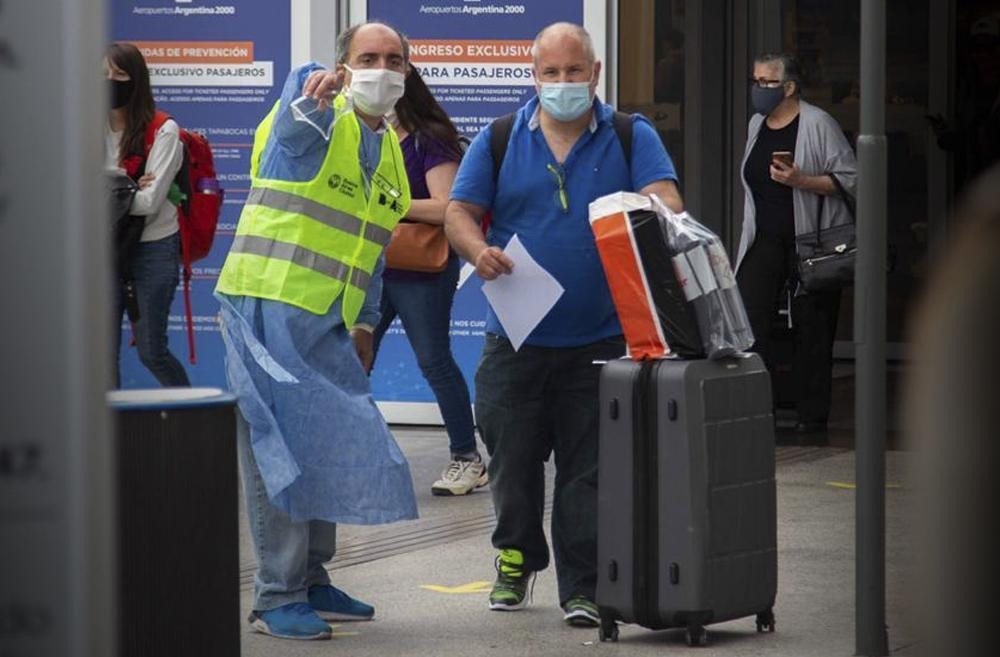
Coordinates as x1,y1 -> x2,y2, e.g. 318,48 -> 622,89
104,118 -> 183,242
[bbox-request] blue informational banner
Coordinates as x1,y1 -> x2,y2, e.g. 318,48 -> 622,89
367,0 -> 584,416
110,0 -> 290,388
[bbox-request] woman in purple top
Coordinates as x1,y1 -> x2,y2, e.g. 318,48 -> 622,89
373,68 -> 486,496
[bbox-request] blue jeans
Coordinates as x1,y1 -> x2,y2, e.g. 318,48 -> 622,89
114,232 -> 190,387
237,412 -> 336,611
373,257 -> 476,456
474,333 -> 626,604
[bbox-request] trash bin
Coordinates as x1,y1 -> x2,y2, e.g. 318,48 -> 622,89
108,388 -> 240,657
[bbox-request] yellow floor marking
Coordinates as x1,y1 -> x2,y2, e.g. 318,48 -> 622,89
420,580 -> 492,594
826,481 -> 902,490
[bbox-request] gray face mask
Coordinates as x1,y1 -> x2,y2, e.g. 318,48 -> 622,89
751,85 -> 786,116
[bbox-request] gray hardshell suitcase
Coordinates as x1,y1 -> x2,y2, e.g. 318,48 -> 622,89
596,354 -> 777,646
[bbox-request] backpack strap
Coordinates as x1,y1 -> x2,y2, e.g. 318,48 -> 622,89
612,111 -> 634,175
489,110 -> 634,183
489,112 -> 517,183
144,111 -> 172,155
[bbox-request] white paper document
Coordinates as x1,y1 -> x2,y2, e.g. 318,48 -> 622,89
481,234 -> 564,351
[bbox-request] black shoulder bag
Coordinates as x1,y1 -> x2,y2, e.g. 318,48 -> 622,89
795,174 -> 856,292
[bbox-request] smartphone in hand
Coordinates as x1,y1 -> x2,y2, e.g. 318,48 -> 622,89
771,151 -> 793,168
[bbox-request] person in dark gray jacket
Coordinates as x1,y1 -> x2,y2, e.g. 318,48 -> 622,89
735,53 -> 857,440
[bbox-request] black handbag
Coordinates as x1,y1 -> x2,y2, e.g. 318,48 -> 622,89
795,174 -> 856,292
105,170 -> 143,321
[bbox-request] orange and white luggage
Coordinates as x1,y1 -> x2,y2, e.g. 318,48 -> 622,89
588,192 -> 753,360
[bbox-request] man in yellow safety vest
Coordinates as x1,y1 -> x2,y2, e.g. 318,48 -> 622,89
215,21 -> 417,641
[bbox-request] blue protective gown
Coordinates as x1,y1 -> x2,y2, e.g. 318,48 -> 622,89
216,63 -> 417,524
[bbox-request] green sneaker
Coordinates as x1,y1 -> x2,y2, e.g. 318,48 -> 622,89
488,548 -> 533,611
562,595 -> 600,627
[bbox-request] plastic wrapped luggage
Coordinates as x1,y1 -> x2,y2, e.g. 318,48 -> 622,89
656,195 -> 755,358
595,354 -> 777,646
589,192 -> 754,360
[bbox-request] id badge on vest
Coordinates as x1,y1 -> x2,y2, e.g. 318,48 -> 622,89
371,170 -> 404,215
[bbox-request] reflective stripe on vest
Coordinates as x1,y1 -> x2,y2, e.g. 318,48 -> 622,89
348,267 -> 372,291
230,234 -> 352,283
246,187 -> 393,247
229,234 -> 374,291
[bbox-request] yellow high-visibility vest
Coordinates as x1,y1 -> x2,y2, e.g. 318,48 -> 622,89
216,94 -> 410,325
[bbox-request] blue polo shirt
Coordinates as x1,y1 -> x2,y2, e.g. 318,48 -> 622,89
450,96 -> 678,347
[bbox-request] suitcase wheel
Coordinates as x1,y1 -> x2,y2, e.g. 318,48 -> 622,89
685,625 -> 707,647
755,608 -> 776,633
598,616 -> 619,642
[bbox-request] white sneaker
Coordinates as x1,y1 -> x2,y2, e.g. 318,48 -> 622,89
431,457 -> 488,496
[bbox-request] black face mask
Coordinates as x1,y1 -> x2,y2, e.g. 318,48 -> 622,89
109,79 -> 135,109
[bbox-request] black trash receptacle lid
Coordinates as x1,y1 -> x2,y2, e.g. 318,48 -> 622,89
107,387 -> 237,411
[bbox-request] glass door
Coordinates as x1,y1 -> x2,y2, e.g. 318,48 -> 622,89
781,0 -> 932,352
617,0 -> 687,183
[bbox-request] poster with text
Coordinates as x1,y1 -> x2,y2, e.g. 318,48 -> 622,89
367,0 -> 584,419
111,0 -> 290,389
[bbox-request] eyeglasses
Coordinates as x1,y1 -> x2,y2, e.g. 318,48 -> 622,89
749,78 -> 785,89
547,163 -> 569,213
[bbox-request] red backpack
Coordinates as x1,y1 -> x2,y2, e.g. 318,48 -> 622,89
144,111 -> 223,364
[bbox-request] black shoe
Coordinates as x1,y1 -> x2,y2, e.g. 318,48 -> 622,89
562,596 -> 600,627
794,421 -> 827,434
776,422 -> 828,446
793,422 -> 829,446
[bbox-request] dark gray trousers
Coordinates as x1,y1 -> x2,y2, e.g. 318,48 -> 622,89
474,333 -> 625,604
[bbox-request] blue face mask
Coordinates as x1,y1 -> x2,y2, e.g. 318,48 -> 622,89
538,81 -> 594,122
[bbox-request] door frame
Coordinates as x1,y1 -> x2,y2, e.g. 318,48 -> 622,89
926,0 -> 956,255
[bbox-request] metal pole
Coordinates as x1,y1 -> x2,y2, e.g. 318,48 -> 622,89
856,0 -> 888,655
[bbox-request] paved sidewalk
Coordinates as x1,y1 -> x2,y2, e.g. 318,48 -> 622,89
239,428 -> 916,656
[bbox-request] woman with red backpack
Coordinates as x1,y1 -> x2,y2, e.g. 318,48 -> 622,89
105,42 -> 190,387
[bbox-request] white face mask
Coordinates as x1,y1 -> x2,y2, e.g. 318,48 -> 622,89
344,65 -> 405,118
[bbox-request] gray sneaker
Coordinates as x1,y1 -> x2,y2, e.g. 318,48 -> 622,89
431,457 -> 488,496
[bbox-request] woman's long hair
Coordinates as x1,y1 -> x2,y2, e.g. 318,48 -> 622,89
107,42 -> 156,164
395,66 -> 463,159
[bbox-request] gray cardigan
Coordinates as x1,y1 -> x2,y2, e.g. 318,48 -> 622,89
735,100 -> 858,271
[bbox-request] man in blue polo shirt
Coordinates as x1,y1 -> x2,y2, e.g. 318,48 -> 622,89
445,22 -> 683,627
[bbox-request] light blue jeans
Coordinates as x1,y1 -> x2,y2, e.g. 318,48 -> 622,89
237,412 -> 335,611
